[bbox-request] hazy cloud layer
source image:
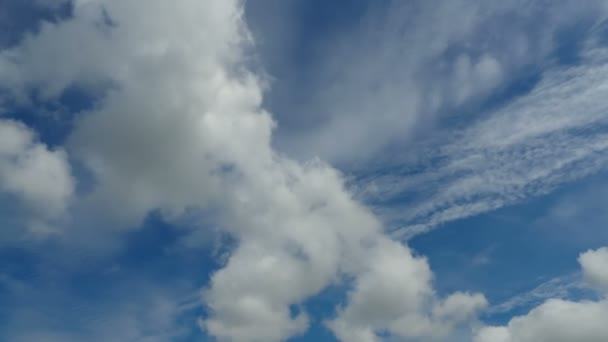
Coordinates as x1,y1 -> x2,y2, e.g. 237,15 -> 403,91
269,0 -> 607,164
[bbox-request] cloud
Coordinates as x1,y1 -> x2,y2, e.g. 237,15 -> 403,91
475,247 -> 608,342
245,0 -> 608,242
0,1 -> 487,341
328,238 -> 487,342
268,0 -> 606,164
202,160 -> 488,341
353,43 -> 608,238
486,273 -> 585,316
0,119 -> 73,234
579,247 -> 608,292
0,0 -> 258,227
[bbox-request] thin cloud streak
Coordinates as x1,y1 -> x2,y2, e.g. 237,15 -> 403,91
351,46 -> 608,238
486,273 -> 586,315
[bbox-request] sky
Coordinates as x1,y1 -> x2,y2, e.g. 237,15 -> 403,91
0,1 -> 608,341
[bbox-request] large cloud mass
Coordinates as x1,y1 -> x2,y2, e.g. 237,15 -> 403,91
0,0 -> 487,341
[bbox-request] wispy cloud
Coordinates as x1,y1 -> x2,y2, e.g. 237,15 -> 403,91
268,0 -> 606,165
486,273 -> 586,315
351,44 -> 608,238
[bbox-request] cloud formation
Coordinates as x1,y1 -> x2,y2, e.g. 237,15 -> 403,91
246,0 -> 608,241
269,0 -> 607,164
328,240 -> 487,341
579,247 -> 608,292
475,247 -> 608,342
354,44 -> 608,238
0,119 -> 73,234
0,1 -> 487,340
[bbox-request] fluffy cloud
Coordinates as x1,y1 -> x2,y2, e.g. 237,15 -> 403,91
579,247 -> 608,292
475,247 -> 608,342
203,159 -> 488,341
0,119 -> 73,233
0,0 -> 261,227
0,0 -> 487,341
328,239 -> 487,341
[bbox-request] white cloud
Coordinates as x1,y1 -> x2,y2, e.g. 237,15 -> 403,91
475,247 -> 608,342
271,0 -> 606,164
352,45 -> 608,238
0,1 -> 487,341
203,160 -> 487,341
579,247 -> 608,292
475,327 -> 511,342
0,119 -> 74,233
476,299 -> 608,342
328,238 -> 487,342
4,1 -> 608,341
0,0 -> 260,227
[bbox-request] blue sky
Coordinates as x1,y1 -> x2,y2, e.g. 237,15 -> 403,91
1,1 -> 608,341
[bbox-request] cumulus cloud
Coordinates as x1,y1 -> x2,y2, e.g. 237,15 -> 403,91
328,239 -> 487,341
0,0 -> 487,341
475,247 -> 608,342
579,247 -> 608,292
0,119 -> 73,233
